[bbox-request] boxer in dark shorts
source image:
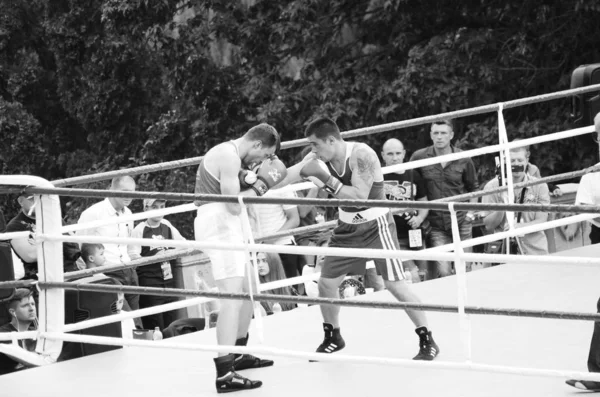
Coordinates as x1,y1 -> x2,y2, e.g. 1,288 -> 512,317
281,117 -> 439,361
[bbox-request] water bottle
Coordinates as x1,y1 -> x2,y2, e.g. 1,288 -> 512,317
152,326 -> 163,341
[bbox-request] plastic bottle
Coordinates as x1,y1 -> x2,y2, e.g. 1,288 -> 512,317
153,326 -> 163,341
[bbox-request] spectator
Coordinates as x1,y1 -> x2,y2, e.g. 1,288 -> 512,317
5,194 -> 82,279
510,139 -> 562,197
481,145 -> 550,255
410,120 -> 479,278
128,198 -> 186,331
81,243 -> 106,268
113,292 -> 136,340
381,138 -> 430,282
0,289 -> 46,375
255,252 -> 297,315
77,176 -> 139,311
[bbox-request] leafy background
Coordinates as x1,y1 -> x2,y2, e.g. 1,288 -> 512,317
1,0 -> 600,238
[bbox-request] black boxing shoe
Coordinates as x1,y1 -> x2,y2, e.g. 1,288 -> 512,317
311,323 -> 345,361
566,379 -> 600,391
214,354 -> 262,393
233,354 -> 274,371
413,327 -> 439,361
216,371 -> 262,393
232,333 -> 274,371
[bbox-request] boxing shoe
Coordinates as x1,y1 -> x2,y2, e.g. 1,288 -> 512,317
233,354 -> 274,371
413,327 -> 439,361
233,334 -> 274,371
315,323 -> 346,355
566,379 -> 600,391
214,354 -> 262,393
216,371 -> 262,394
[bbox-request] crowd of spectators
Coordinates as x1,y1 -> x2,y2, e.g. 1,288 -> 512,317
0,118 -> 576,376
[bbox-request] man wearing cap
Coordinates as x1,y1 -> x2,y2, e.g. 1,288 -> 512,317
128,198 -> 186,331
77,176 -> 140,311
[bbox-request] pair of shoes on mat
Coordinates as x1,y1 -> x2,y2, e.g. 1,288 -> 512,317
312,324 -> 440,361
566,379 -> 600,392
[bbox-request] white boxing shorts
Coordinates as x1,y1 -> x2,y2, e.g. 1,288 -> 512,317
195,202 -> 247,280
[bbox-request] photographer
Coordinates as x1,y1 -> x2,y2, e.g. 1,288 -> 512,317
481,145 -> 550,257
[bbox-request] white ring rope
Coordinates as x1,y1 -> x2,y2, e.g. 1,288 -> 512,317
39,233 -> 600,267
36,332 -> 600,383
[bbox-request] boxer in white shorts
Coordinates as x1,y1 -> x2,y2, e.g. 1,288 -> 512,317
194,123 -> 287,393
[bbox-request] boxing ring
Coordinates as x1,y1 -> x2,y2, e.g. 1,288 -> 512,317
1,246 -> 599,396
1,84 -> 600,395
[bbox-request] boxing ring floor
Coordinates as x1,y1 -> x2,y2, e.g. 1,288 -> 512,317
2,245 -> 599,396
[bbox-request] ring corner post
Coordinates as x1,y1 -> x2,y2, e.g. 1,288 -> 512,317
35,186 -> 64,361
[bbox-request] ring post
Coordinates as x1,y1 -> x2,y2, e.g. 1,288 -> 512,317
448,203 -> 472,363
0,176 -> 64,361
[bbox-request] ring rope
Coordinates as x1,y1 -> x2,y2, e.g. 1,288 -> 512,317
3,159 -> 597,244
11,187 -> 600,213
0,272 -> 323,341
38,233 -> 600,266
29,281 -> 600,323
381,124 -> 592,176
30,332 -> 600,382
47,83 -> 600,188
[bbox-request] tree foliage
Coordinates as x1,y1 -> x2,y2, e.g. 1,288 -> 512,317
1,0 -> 600,236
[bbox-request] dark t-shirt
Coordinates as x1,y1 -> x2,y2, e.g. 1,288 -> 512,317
5,212 -> 81,278
383,170 -> 426,238
5,211 -> 37,279
0,322 -> 37,375
137,223 -> 175,287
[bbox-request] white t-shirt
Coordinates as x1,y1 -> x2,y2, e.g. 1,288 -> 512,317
77,198 -> 134,265
576,165 -> 600,228
253,189 -> 297,245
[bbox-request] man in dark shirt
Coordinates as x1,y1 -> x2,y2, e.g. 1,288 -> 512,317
382,138 -> 430,282
410,120 -> 479,278
5,195 -> 38,280
0,288 -> 39,375
5,194 -> 82,280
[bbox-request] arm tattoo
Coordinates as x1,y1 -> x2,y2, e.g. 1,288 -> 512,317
356,149 -> 376,184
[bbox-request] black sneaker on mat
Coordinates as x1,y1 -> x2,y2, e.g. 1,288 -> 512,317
413,329 -> 439,361
216,371 -> 262,393
566,379 -> 600,391
315,323 -> 345,355
233,354 -> 274,371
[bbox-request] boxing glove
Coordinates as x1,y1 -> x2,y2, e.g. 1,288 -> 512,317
238,169 -> 258,189
300,159 -> 343,195
251,157 -> 288,196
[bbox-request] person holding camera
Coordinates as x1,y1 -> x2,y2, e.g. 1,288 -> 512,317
481,145 -> 550,257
